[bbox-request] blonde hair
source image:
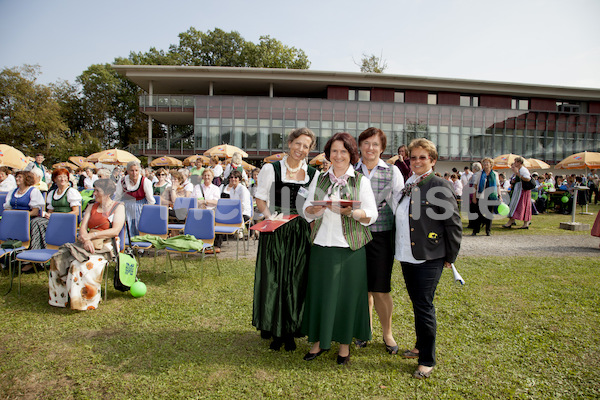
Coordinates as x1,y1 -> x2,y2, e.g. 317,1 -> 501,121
408,138 -> 438,161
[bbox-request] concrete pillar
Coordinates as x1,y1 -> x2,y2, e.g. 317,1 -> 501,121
147,116 -> 153,150
209,81 -> 214,96
269,83 -> 274,98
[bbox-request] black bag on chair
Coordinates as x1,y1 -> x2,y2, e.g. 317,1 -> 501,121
1,240 -> 22,249
113,220 -> 138,292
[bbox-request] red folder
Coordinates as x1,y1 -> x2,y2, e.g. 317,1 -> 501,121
250,214 -> 299,233
310,200 -> 361,209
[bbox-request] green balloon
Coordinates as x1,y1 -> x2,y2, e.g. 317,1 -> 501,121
130,281 -> 147,298
498,203 -> 510,216
561,196 -> 569,203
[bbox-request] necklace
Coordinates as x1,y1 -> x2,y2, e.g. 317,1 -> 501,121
284,156 -> 303,174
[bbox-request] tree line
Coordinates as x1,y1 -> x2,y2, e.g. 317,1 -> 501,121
0,28 -> 311,164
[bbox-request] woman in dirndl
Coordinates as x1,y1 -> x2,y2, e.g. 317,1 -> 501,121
302,132 -> 378,366
502,156 -> 532,229
114,161 -> 155,237
252,128 -> 317,352
49,179 -> 125,310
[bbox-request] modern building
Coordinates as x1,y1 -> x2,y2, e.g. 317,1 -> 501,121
113,65 -> 600,169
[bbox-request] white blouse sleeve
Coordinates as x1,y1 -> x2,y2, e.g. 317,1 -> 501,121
301,171 -> 321,223
144,178 -> 156,204
359,176 -> 378,226
29,188 -> 45,210
254,163 -> 275,202
67,187 -> 83,207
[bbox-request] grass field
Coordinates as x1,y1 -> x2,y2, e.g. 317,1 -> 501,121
1,249 -> 599,399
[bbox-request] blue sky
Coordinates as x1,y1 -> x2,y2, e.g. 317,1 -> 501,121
1,0 -> 599,88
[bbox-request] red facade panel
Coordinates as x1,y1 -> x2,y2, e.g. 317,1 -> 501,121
480,94 -> 511,109
327,86 -> 349,100
530,98 -> 556,111
589,102 -> 600,114
371,88 -> 394,102
405,90 -> 428,104
437,92 -> 460,106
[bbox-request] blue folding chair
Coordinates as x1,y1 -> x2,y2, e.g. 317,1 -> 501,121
153,195 -> 161,205
214,198 -> 245,260
168,197 -> 197,233
0,193 -> 7,219
0,210 -> 31,295
16,213 -> 77,294
165,208 -> 219,283
130,204 -> 169,272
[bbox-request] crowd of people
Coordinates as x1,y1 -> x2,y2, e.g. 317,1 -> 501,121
2,133 -> 600,378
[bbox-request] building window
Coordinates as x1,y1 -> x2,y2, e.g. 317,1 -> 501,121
556,101 -> 580,113
460,95 -> 479,107
348,89 -> 371,101
511,98 -> 529,110
394,91 -> 405,103
427,93 -> 437,105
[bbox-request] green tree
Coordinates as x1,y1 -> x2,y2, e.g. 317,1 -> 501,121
358,52 -> 388,73
0,65 -> 68,161
244,35 -> 310,69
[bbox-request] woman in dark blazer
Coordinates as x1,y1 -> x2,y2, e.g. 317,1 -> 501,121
394,138 -> 462,379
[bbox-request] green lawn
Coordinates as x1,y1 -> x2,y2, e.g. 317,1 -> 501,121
1,252 -> 599,399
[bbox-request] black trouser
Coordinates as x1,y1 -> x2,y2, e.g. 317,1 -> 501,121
401,258 -> 444,367
473,203 -> 493,234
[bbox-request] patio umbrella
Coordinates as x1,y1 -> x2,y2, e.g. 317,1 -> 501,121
0,144 -> 29,170
183,155 -> 210,166
492,153 -> 531,169
52,162 -> 79,170
309,153 -> 327,166
386,155 -> 399,165
526,158 -> 551,170
555,151 -> 600,170
87,149 -> 139,165
150,156 -> 183,167
263,153 -> 287,163
203,144 -> 248,158
69,156 -> 90,167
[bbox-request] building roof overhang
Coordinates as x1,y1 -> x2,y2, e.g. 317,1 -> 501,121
112,65 -> 600,101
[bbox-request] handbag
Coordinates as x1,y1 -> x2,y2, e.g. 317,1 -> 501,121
88,229 -> 109,250
1,239 -> 22,249
521,178 -> 535,191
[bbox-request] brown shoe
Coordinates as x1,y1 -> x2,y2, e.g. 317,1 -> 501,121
402,349 -> 419,359
413,368 -> 433,379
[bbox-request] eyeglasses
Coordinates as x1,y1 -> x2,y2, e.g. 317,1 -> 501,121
410,156 -> 431,161
159,173 -> 167,176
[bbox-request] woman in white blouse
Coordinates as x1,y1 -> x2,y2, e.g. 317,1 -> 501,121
302,132 -> 378,366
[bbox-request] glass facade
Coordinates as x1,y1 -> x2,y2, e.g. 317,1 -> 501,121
192,95 -> 599,162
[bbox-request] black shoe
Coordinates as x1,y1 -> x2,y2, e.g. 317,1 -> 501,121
470,232 -> 477,236
383,338 -> 399,355
269,337 -> 283,351
303,349 -> 328,361
354,339 -> 368,348
284,337 -> 296,352
337,354 -> 350,365
260,330 -> 272,340
486,231 -> 491,236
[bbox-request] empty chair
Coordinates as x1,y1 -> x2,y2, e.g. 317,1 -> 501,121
168,196 -> 197,232
0,210 -> 31,294
214,198 -> 245,260
0,193 -> 7,218
16,213 -> 77,294
165,208 -> 219,283
130,204 -> 169,272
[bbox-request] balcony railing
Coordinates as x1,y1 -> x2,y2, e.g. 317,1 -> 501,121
139,95 -> 195,111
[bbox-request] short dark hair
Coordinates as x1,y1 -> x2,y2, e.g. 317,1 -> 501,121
93,178 -> 117,196
230,170 -> 243,180
358,127 -> 387,152
15,170 -> 35,187
0,166 -> 12,175
324,132 -> 360,165
287,127 -> 316,150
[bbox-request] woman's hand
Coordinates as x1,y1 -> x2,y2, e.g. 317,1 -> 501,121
330,204 -> 352,216
443,261 -> 452,269
82,238 -> 95,254
305,205 -> 326,218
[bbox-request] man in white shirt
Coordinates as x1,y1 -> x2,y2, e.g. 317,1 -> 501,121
460,166 -> 472,188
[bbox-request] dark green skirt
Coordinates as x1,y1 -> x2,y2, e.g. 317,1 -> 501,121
252,217 -> 312,337
301,245 -> 371,348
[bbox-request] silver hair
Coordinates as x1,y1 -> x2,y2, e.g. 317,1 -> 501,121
471,162 -> 482,172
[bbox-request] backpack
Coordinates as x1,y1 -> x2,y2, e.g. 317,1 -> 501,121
113,219 -> 139,292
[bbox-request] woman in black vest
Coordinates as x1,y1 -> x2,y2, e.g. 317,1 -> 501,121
252,128 -> 317,352
395,138 -> 462,378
